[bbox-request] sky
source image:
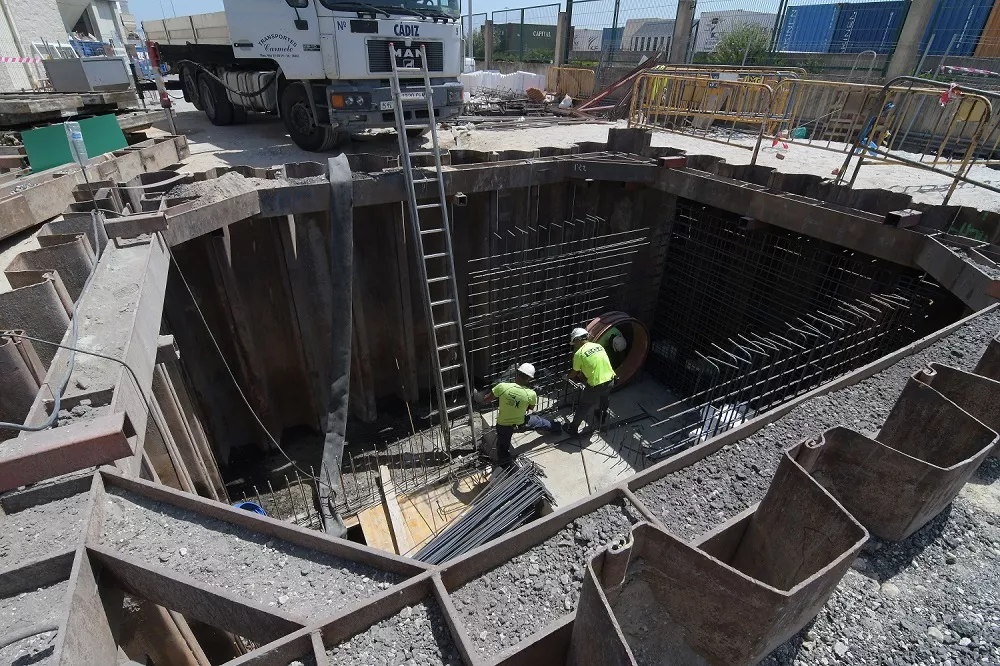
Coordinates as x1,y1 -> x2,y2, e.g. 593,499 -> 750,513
129,0 -> 781,32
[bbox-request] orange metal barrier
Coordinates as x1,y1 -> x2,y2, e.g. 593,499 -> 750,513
547,67 -> 597,98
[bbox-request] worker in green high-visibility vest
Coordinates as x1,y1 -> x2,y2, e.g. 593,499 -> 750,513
597,325 -> 628,368
566,327 -> 616,436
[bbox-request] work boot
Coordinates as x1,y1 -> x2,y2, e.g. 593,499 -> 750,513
550,420 -> 564,434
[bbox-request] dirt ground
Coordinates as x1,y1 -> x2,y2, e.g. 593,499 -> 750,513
155,98 -> 1000,211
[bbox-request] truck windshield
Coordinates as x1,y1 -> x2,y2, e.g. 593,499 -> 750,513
320,0 -> 460,19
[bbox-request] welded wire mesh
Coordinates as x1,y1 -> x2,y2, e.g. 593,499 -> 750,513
492,3 -> 560,62
463,12 -> 488,58
643,199 -> 957,459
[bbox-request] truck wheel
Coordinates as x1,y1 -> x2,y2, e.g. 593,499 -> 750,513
281,81 -> 342,152
198,74 -> 235,126
182,66 -> 202,110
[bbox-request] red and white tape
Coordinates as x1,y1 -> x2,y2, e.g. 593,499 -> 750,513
0,56 -> 44,63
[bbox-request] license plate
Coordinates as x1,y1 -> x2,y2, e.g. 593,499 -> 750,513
380,92 -> 423,110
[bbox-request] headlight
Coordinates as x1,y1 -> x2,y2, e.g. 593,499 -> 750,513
447,87 -> 463,104
346,96 -> 355,106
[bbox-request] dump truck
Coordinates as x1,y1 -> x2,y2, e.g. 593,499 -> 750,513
142,0 -> 464,151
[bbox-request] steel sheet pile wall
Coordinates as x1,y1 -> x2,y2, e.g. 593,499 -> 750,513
643,199 -> 960,459
2,131 -> 1000,666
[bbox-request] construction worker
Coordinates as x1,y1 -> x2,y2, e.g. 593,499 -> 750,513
485,363 -> 562,466
567,327 -> 616,435
598,325 -> 628,367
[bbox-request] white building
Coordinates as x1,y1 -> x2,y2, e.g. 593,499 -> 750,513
572,27 -> 602,52
627,19 -> 674,52
0,0 -> 133,91
693,9 -> 776,54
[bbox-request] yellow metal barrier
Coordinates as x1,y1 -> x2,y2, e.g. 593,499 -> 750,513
628,73 -> 775,163
547,67 -> 596,98
768,79 -> 993,172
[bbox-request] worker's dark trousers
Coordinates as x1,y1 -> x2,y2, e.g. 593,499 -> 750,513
495,415 -> 559,464
569,380 -> 614,433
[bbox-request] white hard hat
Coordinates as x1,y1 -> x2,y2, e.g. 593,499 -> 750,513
612,335 -> 627,352
517,362 -> 536,379
570,327 -> 589,343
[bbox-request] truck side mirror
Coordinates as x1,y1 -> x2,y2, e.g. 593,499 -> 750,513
294,19 -> 309,30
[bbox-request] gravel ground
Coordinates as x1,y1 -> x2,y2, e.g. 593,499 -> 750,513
0,494 -> 88,570
0,629 -> 57,665
0,582 -> 65,666
100,488 -> 403,617
635,309 -> 1000,540
761,458 -> 1000,666
159,99 -> 1000,211
165,171 -> 326,207
325,600 -> 462,666
288,657 -> 316,666
450,499 -> 642,658
0,581 -> 67,634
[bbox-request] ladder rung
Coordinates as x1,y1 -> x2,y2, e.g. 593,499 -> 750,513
443,385 -> 464,393
427,277 -> 449,284
416,203 -> 441,210
431,298 -> 454,307
428,404 -> 465,418
440,364 -> 461,372
424,252 -> 446,259
396,67 -> 423,73
413,178 -> 436,184
437,342 -> 459,351
405,124 -> 430,129
434,321 -> 457,329
411,151 -> 443,157
420,228 -> 443,236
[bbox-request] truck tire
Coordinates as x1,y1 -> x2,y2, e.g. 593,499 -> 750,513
198,73 -> 235,126
280,81 -> 343,152
182,65 -> 202,110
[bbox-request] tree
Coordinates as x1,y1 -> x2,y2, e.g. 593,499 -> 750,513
710,22 -> 772,66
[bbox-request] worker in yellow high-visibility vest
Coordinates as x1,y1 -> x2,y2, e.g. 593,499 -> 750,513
566,327 -> 616,435
483,363 -> 562,466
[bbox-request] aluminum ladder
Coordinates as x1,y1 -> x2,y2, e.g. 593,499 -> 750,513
388,43 -> 476,453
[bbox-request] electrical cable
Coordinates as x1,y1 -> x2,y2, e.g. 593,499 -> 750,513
164,243 -> 338,495
0,622 -> 59,650
2,332 -> 174,470
176,60 -> 277,100
0,212 -> 101,432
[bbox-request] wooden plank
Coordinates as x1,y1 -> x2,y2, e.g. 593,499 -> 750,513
398,474 -> 486,555
357,503 -> 396,554
379,465 -> 415,555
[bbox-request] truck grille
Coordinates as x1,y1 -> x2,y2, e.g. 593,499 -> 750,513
367,40 -> 444,73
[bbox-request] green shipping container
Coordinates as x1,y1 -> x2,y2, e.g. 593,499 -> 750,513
494,23 -> 557,54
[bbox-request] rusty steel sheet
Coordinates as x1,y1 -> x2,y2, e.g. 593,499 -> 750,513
0,412 -> 132,492
566,451 -> 867,666
792,376 -> 997,541
914,362 -> 1000,458
0,333 -> 44,442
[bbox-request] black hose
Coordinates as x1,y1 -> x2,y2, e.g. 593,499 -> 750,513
0,622 -> 59,650
176,59 -> 277,100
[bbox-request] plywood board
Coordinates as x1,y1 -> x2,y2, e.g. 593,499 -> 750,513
357,503 -> 396,554
397,473 -> 488,556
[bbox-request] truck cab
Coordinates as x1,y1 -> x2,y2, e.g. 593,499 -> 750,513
154,0 -> 464,151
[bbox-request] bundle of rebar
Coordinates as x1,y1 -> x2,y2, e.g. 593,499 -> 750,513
413,462 -> 551,564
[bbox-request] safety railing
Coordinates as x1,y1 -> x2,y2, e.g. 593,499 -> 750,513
627,72 -> 1000,202
769,78 -> 993,173
628,73 -> 775,163
651,63 -> 807,85
834,77 -> 998,204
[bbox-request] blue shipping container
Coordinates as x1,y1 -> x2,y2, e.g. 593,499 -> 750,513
603,26 -> 624,50
919,0 -> 992,56
778,3 -> 842,52
830,1 -> 906,53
